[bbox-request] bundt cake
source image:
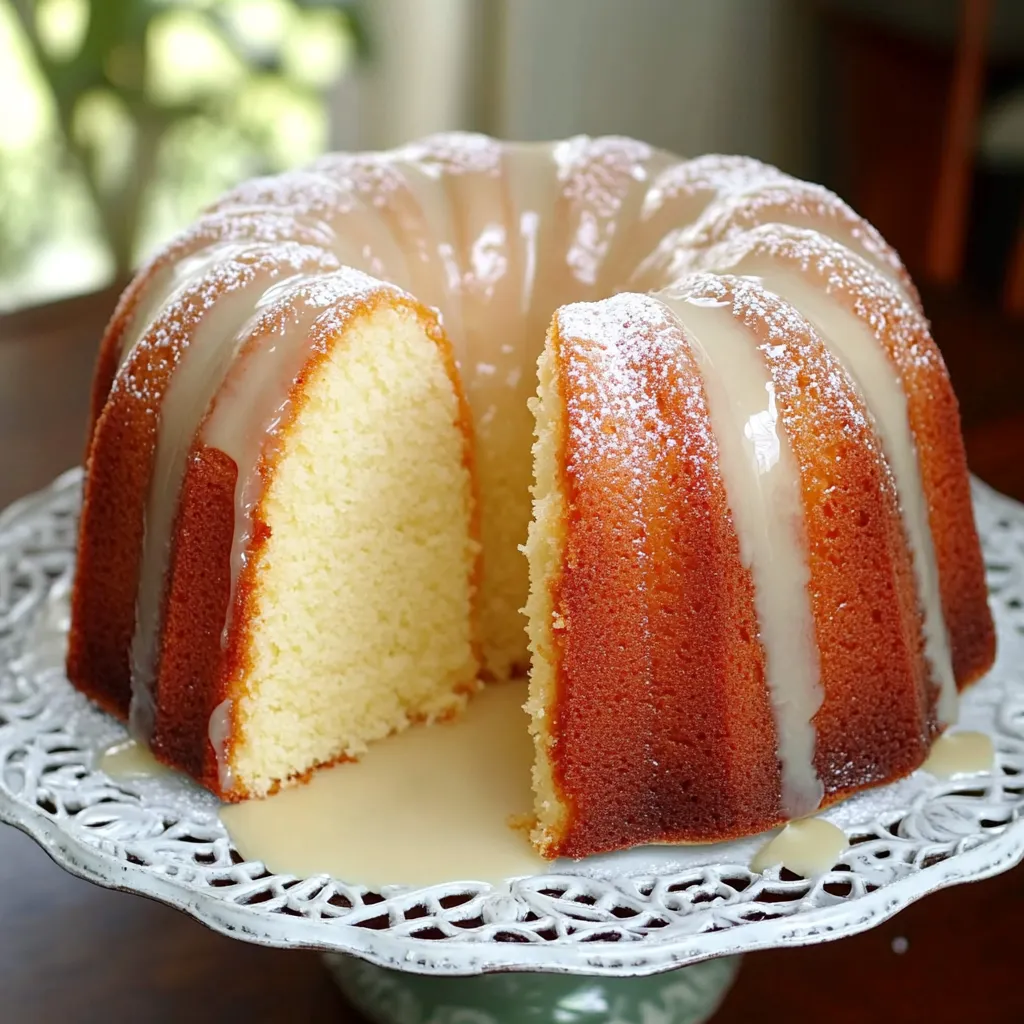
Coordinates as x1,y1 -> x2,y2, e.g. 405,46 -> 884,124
68,133 -> 995,859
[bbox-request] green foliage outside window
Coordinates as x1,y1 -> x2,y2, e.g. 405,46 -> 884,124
0,0 -> 366,309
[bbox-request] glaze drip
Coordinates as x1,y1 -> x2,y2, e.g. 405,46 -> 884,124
751,817 -> 849,877
751,267 -> 957,722
694,226 -> 959,723
659,289 -> 825,817
922,731 -> 994,776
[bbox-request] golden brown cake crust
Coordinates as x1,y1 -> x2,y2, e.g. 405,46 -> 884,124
71,137 -> 996,857
68,332 -> 158,720
536,272 -> 972,857
68,244 -> 340,739
149,444 -> 237,789
544,296 -> 783,858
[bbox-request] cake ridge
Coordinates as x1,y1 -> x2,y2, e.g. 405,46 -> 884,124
693,222 -> 993,695
673,180 -> 917,305
658,276 -> 825,817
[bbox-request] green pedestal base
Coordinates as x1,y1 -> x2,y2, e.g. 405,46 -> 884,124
323,954 -> 741,1024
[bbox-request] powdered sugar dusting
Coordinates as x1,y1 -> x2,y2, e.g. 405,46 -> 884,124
555,293 -> 686,469
116,243 -> 340,404
553,137 -> 664,289
163,209 -> 336,261
554,293 -> 689,600
642,154 -> 790,222
226,265 -> 407,356
673,182 -> 916,302
208,170 -> 355,221
695,224 -> 941,379
661,272 -> 879,447
402,132 -> 504,179
107,212 -> 339,374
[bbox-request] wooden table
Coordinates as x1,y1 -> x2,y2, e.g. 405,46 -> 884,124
1,287 -> 1022,1023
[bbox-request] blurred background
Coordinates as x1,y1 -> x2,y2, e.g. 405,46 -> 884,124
1,0 -> 1024,497
4,0 -> 1024,310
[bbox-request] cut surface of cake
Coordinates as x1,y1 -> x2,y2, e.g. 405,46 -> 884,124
70,134 -> 995,855
71,267 -> 478,798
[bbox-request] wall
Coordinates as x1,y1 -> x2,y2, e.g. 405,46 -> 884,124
335,0 -> 814,175
332,0 -> 479,151
494,0 -> 813,173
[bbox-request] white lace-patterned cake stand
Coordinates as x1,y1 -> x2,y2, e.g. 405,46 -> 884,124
1,470 -> 1023,1024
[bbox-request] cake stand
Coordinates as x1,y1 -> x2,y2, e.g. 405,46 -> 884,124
1,470 -> 1023,1024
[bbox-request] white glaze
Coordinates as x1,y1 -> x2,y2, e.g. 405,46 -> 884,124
750,817 -> 849,877
220,681 -> 547,886
208,699 -> 234,790
98,738 -> 170,779
127,273 -> 281,737
115,245 -> 243,365
124,246 -> 337,738
659,290 -> 824,817
749,267 -> 958,723
922,730 -> 995,777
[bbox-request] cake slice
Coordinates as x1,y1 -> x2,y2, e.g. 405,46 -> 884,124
525,279 -> 949,858
70,266 -> 479,798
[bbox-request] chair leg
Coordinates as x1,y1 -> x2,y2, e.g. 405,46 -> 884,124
926,0 -> 993,286
1004,217 -> 1024,316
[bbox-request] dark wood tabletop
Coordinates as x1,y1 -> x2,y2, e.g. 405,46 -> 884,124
1,285 -> 1022,1023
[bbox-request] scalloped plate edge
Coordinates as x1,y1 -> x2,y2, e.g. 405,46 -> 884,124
2,790 -> 1022,976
